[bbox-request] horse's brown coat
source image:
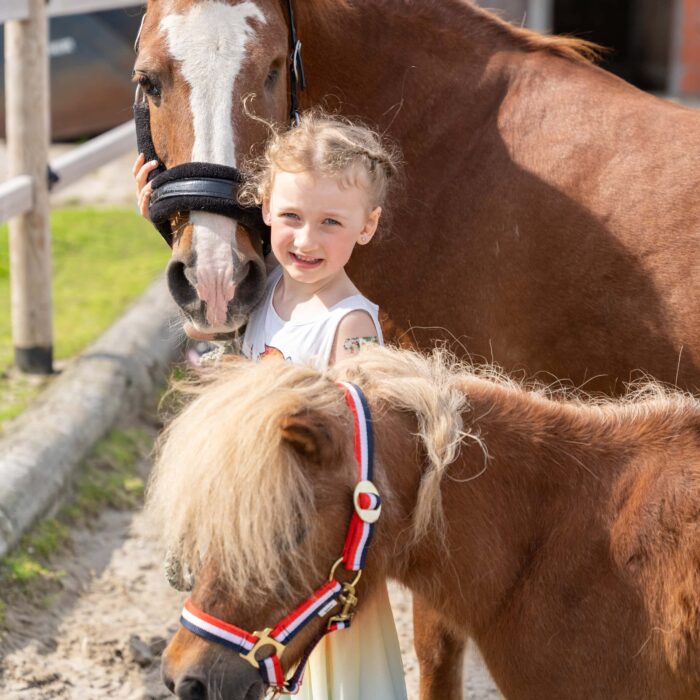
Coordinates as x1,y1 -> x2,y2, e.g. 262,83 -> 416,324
137,0 -> 700,393
151,349 -> 700,699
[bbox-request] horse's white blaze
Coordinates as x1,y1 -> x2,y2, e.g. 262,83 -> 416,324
190,212 -> 239,328
161,2 -> 266,324
160,1 -> 265,165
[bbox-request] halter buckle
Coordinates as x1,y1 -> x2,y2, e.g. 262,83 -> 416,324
353,480 -> 381,523
240,628 -> 286,670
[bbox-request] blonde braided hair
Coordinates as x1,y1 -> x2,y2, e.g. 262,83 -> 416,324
239,109 -> 401,212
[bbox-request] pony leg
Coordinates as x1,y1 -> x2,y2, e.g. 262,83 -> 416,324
413,594 -> 466,700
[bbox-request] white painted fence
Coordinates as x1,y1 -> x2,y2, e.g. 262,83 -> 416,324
1,0 -> 142,373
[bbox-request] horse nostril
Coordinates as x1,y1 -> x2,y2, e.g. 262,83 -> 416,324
176,675 -> 208,700
167,260 -> 199,308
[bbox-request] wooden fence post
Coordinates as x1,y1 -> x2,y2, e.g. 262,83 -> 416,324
5,0 -> 53,373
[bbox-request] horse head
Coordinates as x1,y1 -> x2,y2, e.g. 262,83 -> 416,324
134,0 -> 295,335
148,358 -> 393,699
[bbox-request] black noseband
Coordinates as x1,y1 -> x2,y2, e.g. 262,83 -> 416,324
132,99 -> 270,253
148,163 -> 270,250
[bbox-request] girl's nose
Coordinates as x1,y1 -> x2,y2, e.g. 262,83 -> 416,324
294,224 -> 316,249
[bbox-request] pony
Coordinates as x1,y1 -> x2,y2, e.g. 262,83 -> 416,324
133,0 -> 700,394
148,347 -> 700,699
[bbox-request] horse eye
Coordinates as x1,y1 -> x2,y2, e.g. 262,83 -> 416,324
137,74 -> 161,99
265,68 -> 279,89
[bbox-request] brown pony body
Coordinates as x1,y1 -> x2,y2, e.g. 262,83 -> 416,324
136,0 -> 700,392
149,347 -> 700,699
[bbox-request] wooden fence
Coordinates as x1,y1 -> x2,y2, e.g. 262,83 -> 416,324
1,0 -> 142,374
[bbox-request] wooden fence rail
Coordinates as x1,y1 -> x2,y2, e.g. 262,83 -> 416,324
2,0 -> 142,373
0,0 -> 139,22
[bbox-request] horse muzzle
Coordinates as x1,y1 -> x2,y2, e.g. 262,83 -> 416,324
167,251 -> 265,334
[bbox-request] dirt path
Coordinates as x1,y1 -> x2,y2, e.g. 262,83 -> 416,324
0,442 -> 499,700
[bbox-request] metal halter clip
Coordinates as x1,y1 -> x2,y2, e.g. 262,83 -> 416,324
292,40 -> 306,88
240,628 -> 287,670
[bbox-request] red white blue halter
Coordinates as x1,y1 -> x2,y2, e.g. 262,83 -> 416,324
179,381 -> 381,694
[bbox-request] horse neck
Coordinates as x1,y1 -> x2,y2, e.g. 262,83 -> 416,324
383,379 -> 625,626
296,1 -> 516,140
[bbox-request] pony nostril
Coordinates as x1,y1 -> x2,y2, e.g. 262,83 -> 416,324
161,665 -> 175,694
167,260 -> 198,308
176,675 -> 208,700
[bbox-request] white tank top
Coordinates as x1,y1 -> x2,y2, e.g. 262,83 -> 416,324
242,267 -> 384,369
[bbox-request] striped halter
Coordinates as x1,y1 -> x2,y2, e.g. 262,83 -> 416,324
179,381 -> 382,694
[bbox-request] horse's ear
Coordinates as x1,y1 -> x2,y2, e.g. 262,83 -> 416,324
280,411 -> 332,466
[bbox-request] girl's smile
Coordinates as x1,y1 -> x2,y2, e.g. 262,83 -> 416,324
289,251 -> 324,267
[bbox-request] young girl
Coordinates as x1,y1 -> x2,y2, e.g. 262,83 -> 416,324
134,112 -> 407,699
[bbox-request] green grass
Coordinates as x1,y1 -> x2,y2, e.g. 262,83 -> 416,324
0,207 -> 169,425
0,427 -> 153,608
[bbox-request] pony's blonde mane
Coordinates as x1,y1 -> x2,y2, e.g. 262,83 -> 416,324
334,347 -> 473,539
147,360 -> 348,600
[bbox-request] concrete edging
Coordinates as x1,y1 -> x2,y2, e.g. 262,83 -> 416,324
0,276 -> 181,558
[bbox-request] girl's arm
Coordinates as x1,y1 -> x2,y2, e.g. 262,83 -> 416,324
329,310 -> 380,365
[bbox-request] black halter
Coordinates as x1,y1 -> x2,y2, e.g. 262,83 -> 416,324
132,0 -> 306,252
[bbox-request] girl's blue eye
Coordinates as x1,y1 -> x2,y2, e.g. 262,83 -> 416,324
281,212 -> 299,220
323,218 -> 341,226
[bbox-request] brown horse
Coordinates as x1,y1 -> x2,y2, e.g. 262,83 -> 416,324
148,347 -> 700,699
134,0 -> 700,394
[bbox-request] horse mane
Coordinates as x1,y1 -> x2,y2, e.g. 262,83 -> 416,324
300,0 -> 601,64
472,3 -> 603,63
147,347 -> 697,596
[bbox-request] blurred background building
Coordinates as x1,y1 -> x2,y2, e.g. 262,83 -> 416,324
0,2 -> 699,140
482,0 -> 699,96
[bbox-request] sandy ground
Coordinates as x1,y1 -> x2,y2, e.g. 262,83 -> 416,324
0,143 -> 500,698
0,490 -> 500,700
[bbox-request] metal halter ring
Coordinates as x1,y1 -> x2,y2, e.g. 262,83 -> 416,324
328,557 -> 363,588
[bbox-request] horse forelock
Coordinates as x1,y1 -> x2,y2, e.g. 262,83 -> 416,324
147,360 -> 350,601
160,0 -> 267,165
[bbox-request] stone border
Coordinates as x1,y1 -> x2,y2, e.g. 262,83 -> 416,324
0,276 -> 182,557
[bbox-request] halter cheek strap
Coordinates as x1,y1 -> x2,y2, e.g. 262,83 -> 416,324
177,381 -> 381,694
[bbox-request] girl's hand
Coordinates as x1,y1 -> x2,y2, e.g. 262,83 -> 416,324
132,153 -> 159,220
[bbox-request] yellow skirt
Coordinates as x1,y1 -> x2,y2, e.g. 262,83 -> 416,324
296,583 -> 407,700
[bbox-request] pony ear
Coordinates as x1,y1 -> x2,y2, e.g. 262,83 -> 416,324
280,411 -> 331,466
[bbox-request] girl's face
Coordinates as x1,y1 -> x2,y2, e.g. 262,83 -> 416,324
262,170 -> 381,288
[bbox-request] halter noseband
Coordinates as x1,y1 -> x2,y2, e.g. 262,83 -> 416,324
178,381 -> 382,695
132,0 -> 306,252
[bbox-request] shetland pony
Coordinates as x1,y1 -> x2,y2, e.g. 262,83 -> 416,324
148,347 -> 700,699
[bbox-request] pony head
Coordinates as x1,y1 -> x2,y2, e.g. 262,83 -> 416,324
147,347 -> 468,698
148,358 -> 387,699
